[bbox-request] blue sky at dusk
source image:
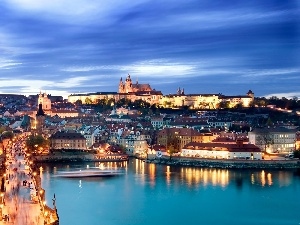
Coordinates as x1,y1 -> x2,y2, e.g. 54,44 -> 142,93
0,0 -> 299,98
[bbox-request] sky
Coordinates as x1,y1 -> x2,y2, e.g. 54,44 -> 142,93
0,0 -> 299,99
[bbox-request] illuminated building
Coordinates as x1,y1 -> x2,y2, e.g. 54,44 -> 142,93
181,140 -> 262,160
248,127 -> 297,153
50,131 -> 86,150
67,76 -> 254,108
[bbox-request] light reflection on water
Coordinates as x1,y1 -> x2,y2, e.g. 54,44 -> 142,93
41,159 -> 300,225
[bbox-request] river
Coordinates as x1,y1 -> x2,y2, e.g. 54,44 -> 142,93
41,159 -> 300,225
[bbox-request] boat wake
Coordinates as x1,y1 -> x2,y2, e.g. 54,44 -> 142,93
54,169 -> 124,178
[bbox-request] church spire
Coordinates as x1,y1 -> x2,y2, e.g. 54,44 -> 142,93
36,103 -> 45,116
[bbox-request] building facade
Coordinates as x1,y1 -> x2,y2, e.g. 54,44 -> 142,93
38,92 -> 51,112
157,128 -> 215,151
248,127 -> 296,153
181,141 -> 262,160
50,131 -> 87,150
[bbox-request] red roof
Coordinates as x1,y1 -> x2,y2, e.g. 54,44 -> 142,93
152,144 -> 167,152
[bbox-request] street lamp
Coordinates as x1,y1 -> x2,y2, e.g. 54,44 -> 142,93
0,203 -> 3,218
0,193 -> 4,204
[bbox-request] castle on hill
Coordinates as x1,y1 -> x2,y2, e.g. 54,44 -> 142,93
68,74 -> 254,109
119,74 -> 152,93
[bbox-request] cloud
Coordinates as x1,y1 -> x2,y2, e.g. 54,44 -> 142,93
0,59 -> 22,69
264,92 -> 300,99
61,66 -> 107,72
242,68 -> 300,78
0,76 -> 92,96
0,0 -> 298,98
119,60 -> 196,78
3,0 -> 149,24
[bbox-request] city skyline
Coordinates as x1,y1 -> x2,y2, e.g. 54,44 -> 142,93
0,0 -> 299,99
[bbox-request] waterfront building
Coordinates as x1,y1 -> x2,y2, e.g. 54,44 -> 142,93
157,128 -> 215,151
296,132 -> 300,150
181,140 -> 262,160
248,127 -> 297,153
115,130 -> 149,156
50,131 -> 87,150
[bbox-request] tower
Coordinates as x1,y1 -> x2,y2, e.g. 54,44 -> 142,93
177,87 -> 181,95
36,103 -> 45,135
119,77 -> 125,93
125,74 -> 133,93
247,90 -> 254,101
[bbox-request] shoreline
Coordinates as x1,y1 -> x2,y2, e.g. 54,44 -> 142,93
142,156 -> 300,169
30,153 -> 300,169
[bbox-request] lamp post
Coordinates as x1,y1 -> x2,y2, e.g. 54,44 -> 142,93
34,144 -> 38,154
0,203 -> 3,218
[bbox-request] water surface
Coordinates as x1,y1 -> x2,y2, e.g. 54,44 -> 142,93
41,159 -> 300,225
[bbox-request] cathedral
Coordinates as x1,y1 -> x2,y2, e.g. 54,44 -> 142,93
119,74 -> 152,93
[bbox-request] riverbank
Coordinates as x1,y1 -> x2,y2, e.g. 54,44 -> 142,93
32,152 -> 129,163
144,156 -> 300,169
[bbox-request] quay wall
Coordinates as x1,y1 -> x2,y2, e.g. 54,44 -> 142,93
147,156 -> 300,169
30,165 -> 59,225
32,154 -> 129,163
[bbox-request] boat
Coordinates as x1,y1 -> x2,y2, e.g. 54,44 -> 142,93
55,169 -> 124,178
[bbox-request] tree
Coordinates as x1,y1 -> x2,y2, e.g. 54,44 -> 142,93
234,103 -> 243,109
107,98 -> 115,107
256,130 -> 274,152
167,136 -> 180,160
293,150 -> 300,159
0,126 -> 7,134
132,99 -> 150,108
75,100 -> 82,105
85,97 -> 92,104
96,98 -> 107,106
116,98 -> 132,107
265,117 -> 273,126
1,131 -> 14,140
26,135 -> 50,154
163,101 -> 172,108
218,101 -> 230,109
198,102 -> 209,109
